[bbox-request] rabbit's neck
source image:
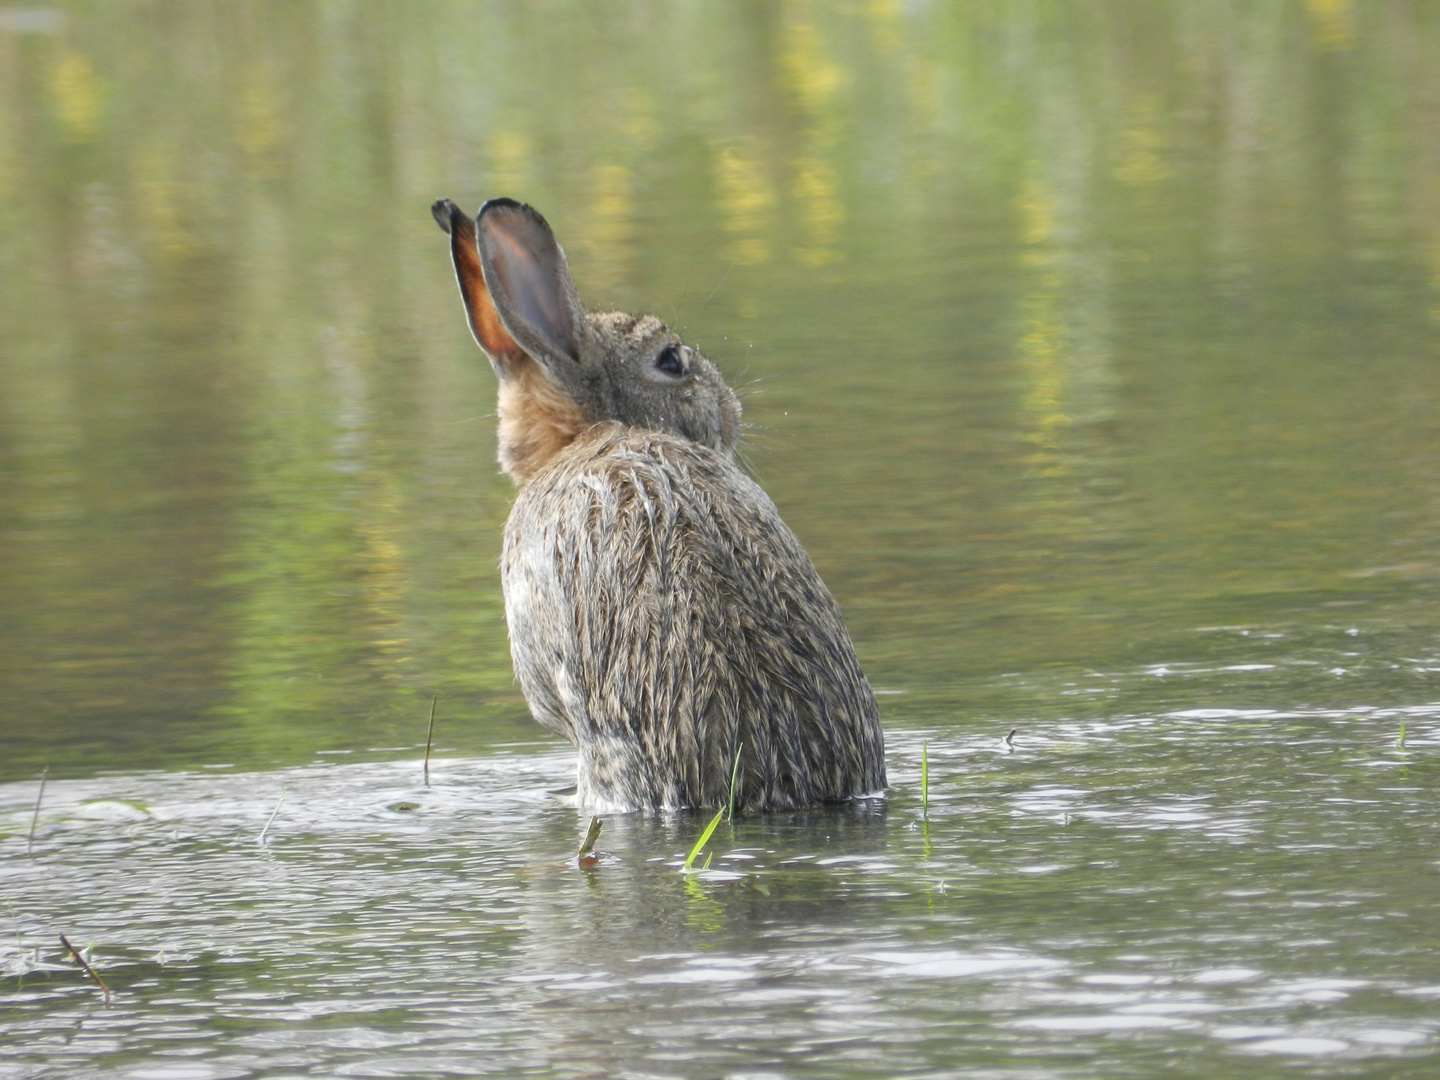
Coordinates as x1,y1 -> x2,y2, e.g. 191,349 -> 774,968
497,360 -> 588,486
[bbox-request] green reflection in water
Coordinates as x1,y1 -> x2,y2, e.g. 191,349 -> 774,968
1,1 -> 1439,780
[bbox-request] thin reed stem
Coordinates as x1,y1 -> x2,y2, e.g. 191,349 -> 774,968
726,741 -> 743,821
26,767 -> 48,857
257,790 -> 286,845
423,695 -> 438,787
920,741 -> 929,818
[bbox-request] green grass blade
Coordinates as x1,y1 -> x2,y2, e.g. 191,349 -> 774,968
684,808 -> 726,870
920,740 -> 929,818
726,741 -> 744,821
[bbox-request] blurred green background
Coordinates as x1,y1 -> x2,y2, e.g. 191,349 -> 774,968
2,0 -> 1439,780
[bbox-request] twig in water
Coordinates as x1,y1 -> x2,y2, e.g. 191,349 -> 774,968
920,741 -> 929,818
577,816 -> 602,867
1398,723 -> 1407,752
1004,729 -> 1016,750
257,789 -> 286,845
59,935 -> 110,1005
423,694 -> 438,787
27,767 -> 48,857
726,741 -> 744,822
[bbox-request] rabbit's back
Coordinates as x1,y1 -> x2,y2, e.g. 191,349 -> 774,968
503,423 -> 886,813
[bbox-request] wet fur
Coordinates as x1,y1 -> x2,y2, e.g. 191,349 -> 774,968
505,424 -> 885,812
433,196 -> 886,812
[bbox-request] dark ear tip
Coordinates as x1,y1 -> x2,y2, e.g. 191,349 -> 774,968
478,197 -> 551,234
479,196 -> 524,215
431,198 -> 460,234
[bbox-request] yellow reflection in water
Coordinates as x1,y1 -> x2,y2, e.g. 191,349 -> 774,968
865,0 -> 903,57
1114,97 -> 1169,187
619,87 -> 660,148
579,90 -> 664,296
781,14 -> 843,116
682,872 -> 725,934
1306,0 -> 1356,53
488,130 -> 531,198
584,162 -> 635,296
132,143 -> 196,260
781,8 -> 847,267
1016,174 -> 1070,475
791,155 -> 843,267
1019,175 -> 1056,251
714,140 -> 776,267
238,66 -> 285,179
51,49 -> 101,142
357,468 -> 410,680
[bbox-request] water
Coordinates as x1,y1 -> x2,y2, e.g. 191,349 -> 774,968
3,1 -> 1440,1075
4,720 -> 1438,1077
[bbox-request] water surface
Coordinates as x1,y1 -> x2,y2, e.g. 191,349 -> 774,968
2,2 -> 1440,1075
5,714 -> 1439,1076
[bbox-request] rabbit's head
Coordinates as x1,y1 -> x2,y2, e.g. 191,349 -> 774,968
433,198 -> 742,485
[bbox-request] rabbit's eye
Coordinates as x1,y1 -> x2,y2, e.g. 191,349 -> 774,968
654,344 -> 686,377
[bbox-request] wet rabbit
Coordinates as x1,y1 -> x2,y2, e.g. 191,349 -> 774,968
432,197 -> 885,813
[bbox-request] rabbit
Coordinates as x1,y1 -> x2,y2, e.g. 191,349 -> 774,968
432,196 -> 885,813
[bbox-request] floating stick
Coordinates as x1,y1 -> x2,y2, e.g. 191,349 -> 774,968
26,767 -> 48,857
59,934 -> 110,1005
423,694 -> 438,786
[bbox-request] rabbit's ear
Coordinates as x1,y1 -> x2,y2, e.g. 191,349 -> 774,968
433,199 -> 525,368
474,198 -> 585,368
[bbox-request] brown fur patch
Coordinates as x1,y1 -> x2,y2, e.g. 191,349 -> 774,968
497,360 -> 589,485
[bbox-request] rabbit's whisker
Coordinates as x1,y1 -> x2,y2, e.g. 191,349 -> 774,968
699,266 -> 733,310
670,270 -> 695,326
